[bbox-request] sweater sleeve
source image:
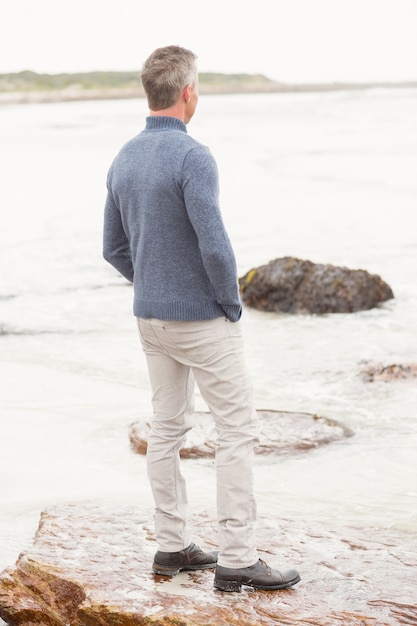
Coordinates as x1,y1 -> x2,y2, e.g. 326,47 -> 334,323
103,174 -> 134,283
182,145 -> 242,321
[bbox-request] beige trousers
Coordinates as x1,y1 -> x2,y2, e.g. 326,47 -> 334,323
137,316 -> 260,568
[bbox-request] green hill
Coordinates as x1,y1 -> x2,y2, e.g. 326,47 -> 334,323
0,70 -> 415,104
0,70 -> 274,94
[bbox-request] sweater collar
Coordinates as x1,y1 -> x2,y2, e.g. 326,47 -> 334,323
145,116 -> 187,133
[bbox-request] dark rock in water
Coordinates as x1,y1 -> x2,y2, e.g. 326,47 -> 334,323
360,361 -> 417,382
129,410 -> 354,459
239,257 -> 394,314
1,504 -> 416,625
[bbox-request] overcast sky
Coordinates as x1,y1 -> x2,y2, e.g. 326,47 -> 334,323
2,0 -> 417,83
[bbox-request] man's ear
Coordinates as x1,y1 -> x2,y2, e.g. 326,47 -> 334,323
183,85 -> 192,103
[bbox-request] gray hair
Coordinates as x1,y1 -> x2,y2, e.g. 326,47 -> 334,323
141,45 -> 198,111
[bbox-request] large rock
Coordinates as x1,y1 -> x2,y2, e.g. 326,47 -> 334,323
1,504 -> 416,625
239,257 -> 394,314
129,410 -> 354,459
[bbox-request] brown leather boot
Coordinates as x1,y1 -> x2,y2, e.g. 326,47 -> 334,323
214,558 -> 300,592
152,542 -> 218,576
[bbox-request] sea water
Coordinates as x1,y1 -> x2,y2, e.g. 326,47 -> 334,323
1,89 -> 416,591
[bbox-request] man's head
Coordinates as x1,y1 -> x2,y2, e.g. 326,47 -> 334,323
141,46 -> 198,112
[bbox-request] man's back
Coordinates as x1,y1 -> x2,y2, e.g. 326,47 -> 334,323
104,115 -> 242,322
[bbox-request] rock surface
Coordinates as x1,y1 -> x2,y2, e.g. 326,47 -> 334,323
239,257 -> 394,314
1,504 -> 416,625
360,361 -> 417,382
129,410 -> 354,459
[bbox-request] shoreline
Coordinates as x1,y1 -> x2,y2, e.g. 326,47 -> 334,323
1,80 -> 416,105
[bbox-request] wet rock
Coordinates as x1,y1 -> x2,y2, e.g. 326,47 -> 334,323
129,410 -> 354,459
360,361 -> 417,382
239,257 -> 394,314
1,504 -> 416,625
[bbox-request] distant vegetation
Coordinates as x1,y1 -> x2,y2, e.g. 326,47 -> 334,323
0,70 -> 142,92
0,70 -> 415,104
0,70 -> 274,94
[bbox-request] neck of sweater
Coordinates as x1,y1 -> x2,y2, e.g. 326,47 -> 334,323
145,116 -> 187,133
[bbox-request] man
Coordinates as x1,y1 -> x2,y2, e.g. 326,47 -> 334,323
103,45 -> 300,592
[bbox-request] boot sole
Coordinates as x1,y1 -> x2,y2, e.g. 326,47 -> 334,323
153,562 -> 216,577
214,573 -> 301,592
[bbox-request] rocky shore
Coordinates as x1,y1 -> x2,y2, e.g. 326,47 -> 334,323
1,405 -> 417,624
1,504 -> 416,625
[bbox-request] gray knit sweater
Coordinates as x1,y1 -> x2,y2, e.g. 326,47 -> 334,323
103,116 -> 242,322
